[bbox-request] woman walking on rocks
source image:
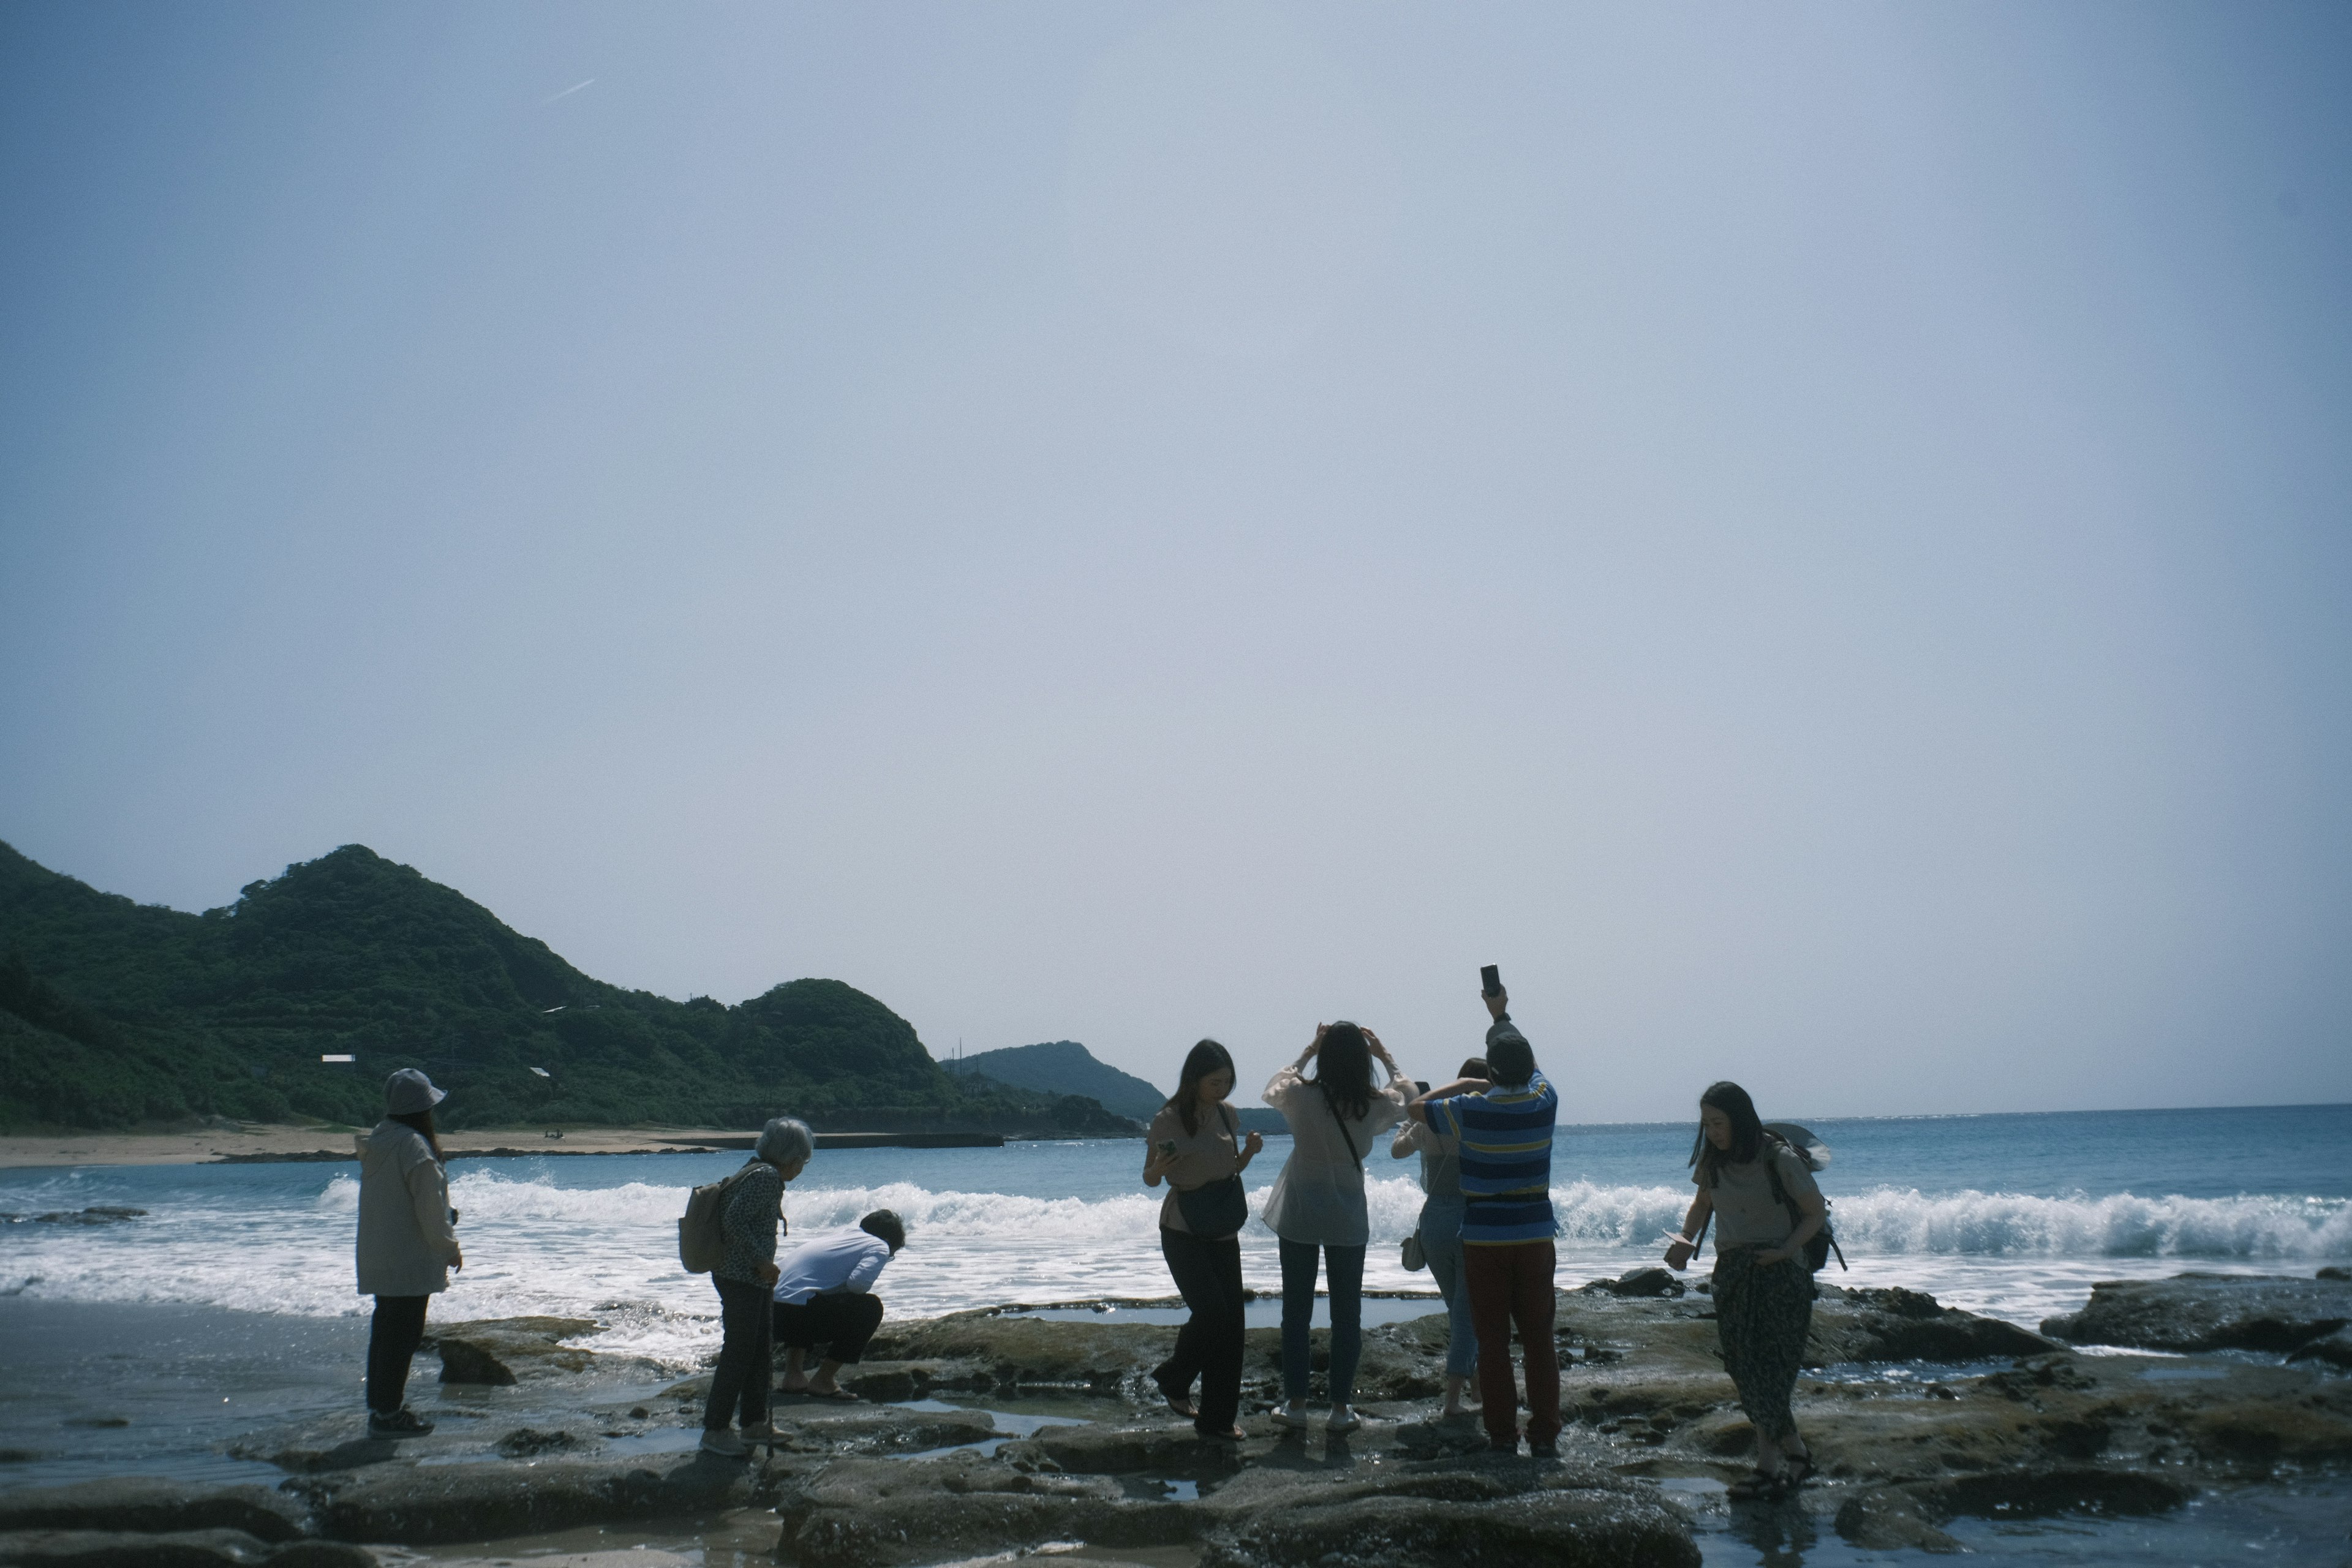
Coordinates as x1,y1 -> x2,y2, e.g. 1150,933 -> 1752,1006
1142,1039 -> 1264,1440
703,1116 -> 813,1457
1391,1056 -> 1488,1419
356,1069 -> 464,1438
1261,1022 -> 1411,1433
1662,1081 -> 1826,1498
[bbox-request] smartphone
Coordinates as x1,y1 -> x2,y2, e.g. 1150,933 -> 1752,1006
1480,964 -> 1502,997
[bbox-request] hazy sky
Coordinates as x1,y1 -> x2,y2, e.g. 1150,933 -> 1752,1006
4,3 -> 2347,1121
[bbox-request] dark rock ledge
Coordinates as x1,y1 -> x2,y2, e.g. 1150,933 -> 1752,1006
3,1271 -> 2349,1567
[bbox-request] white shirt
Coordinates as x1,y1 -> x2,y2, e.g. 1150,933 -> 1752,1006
771,1230 -> 893,1306
1258,1065 -> 1409,1247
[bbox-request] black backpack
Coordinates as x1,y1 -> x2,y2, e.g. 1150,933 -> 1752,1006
1762,1129 -> 1846,1272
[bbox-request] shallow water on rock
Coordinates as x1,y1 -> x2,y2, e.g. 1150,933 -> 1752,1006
1667,1477 -> 2352,1567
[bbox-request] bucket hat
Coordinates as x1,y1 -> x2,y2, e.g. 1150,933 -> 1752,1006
385,1068 -> 447,1115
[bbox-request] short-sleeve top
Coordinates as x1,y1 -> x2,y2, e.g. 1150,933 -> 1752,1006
1259,1066 -> 1409,1247
1145,1102 -> 1246,1238
1394,1118 -> 1464,1200
1700,1143 -> 1822,1249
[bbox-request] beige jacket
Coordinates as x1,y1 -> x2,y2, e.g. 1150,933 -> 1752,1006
356,1120 -> 461,1297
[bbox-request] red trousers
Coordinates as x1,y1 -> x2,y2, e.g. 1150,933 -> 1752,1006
1463,1239 -> 1561,1448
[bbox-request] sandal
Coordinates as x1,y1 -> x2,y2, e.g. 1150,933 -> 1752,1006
1725,1470 -> 1781,1501
1778,1452 -> 1813,1490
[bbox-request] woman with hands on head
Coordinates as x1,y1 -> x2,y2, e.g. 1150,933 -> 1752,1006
1662,1081 -> 1827,1498
1260,1021 -> 1411,1434
1142,1039 -> 1264,1441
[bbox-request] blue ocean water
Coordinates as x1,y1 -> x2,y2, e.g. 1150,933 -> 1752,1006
1,1103 -> 2343,1365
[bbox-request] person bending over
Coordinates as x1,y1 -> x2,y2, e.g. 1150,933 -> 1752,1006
773,1210 -> 907,1401
1409,987 -> 1561,1457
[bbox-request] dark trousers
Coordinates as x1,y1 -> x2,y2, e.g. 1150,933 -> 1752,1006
1712,1245 -> 1814,1442
1464,1239 -> 1561,1448
772,1292 -> 885,1365
704,1275 -> 773,1430
1278,1237 -> 1366,1405
366,1294 -> 431,1414
1155,1227 -> 1246,1434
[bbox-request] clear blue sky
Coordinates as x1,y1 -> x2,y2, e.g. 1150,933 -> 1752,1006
4,2 -> 2346,1120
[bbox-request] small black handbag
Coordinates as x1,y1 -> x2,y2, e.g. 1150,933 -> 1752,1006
1174,1107 -> 1250,1237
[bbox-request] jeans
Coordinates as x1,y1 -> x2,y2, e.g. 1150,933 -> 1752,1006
1418,1197 -> 1479,1380
1278,1237 -> 1366,1405
704,1275 -> 773,1430
1464,1238 -> 1561,1448
1155,1228 -> 1246,1434
366,1294 -> 430,1414
772,1292 -> 886,1365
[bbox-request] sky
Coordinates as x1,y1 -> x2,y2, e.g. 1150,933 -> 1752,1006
3,3 -> 2347,1122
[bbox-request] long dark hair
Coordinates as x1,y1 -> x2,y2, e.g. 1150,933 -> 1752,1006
1689,1080 -> 1763,1189
1167,1039 -> 1237,1137
1312,1022 -> 1375,1125
390,1108 -> 444,1162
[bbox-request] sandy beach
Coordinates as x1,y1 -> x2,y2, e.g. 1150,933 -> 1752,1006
0,1125 -> 746,1170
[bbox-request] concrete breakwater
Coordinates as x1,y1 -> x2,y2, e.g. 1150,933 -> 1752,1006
1,1272 -> 2348,1567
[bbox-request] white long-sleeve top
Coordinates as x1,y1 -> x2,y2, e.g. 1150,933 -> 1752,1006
1259,1066 -> 1409,1247
355,1120 -> 460,1297
771,1230 -> 893,1306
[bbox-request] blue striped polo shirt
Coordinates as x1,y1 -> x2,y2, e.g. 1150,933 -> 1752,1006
1427,1070 -> 1559,1245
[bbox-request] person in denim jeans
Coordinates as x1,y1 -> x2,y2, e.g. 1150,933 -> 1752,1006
1391,1055 -> 1490,1419
1260,1022 -> 1410,1434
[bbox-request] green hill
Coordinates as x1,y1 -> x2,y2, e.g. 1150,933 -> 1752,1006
0,840 -> 1136,1137
948,1041 -> 1169,1123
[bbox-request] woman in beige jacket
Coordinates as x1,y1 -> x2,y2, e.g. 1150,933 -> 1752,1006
356,1069 -> 463,1437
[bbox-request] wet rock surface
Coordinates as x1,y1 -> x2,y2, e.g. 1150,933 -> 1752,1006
5,1272 -> 2350,1566
2039,1271 -> 2352,1354
0,1528 -> 373,1568
0,1481 -> 307,1544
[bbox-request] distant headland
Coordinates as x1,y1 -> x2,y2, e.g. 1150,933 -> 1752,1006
0,839 -> 1139,1139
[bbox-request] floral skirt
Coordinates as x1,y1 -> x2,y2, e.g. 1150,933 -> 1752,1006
1711,1244 -> 1813,1442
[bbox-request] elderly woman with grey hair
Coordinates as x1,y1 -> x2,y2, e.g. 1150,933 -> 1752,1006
701,1116 -> 814,1456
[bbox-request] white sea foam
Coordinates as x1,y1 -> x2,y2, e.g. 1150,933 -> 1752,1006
3,1166 -> 2341,1368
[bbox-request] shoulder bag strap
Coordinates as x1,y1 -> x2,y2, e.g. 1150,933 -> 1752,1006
1328,1096 -> 1361,1167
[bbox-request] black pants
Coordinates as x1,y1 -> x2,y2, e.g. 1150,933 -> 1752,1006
772,1292 -> 885,1364
1156,1227 -> 1246,1434
704,1276 -> 773,1430
366,1294 -> 431,1414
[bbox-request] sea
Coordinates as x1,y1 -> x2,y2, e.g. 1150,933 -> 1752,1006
4,1102 -> 2345,1363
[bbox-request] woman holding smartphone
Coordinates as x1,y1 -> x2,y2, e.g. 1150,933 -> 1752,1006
1142,1039 -> 1264,1440
1261,1021 -> 1411,1433
1662,1081 -> 1826,1498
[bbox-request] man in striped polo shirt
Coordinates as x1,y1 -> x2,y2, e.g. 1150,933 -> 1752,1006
1409,987 -> 1561,1456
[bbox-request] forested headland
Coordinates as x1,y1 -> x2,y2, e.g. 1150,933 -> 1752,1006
0,840 -> 1136,1137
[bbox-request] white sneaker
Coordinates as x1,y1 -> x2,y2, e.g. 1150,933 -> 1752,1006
699,1428 -> 748,1457
1327,1406 -> 1361,1433
1270,1401 -> 1314,1430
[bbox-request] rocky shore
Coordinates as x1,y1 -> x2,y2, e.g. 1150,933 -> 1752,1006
2,1270 -> 2346,1566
